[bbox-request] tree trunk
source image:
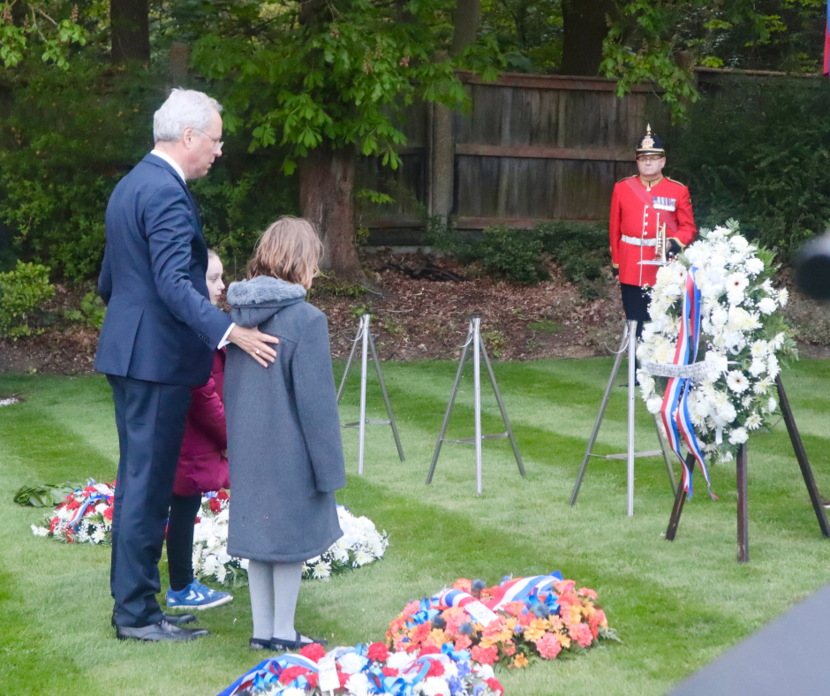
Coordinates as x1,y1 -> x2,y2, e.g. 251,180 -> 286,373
560,0 -> 617,76
299,146 -> 363,279
432,0 -> 481,218
111,0 -> 150,64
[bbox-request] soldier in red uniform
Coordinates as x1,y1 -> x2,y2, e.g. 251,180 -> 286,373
610,125 -> 697,333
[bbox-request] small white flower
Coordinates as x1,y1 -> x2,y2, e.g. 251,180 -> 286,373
726,273 -> 749,303
312,560 -> 332,580
750,341 -> 768,359
757,297 -> 776,315
729,428 -> 749,445
768,397 -> 777,413
31,524 -> 49,537
745,413 -> 762,430
731,235 -> 750,252
778,288 -> 789,306
767,354 -> 781,378
770,332 -> 785,351
726,371 -> 750,394
753,377 -> 773,395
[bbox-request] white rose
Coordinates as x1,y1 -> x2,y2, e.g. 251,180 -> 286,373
757,297 -> 776,315
728,307 -> 751,330
731,235 -> 749,252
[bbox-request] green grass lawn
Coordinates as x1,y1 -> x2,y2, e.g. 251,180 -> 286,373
3,358 -> 830,695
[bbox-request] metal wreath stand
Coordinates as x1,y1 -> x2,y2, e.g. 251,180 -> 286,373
337,314 -> 405,474
426,316 -> 526,495
570,319 -> 678,517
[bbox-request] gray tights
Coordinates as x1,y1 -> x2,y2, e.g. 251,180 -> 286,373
247,560 -> 304,641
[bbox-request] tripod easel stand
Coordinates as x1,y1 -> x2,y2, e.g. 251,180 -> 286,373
426,317 -> 526,495
570,320 -> 677,516
337,314 -> 405,474
665,375 -> 830,562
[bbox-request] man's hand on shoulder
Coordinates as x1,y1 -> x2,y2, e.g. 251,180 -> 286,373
228,326 -> 279,368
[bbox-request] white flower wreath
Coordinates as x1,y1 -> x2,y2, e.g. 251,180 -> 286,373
637,220 -> 797,465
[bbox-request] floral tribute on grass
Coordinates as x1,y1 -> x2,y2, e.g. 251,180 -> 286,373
217,642 -> 503,696
386,573 -> 615,670
27,484 -> 387,586
637,220 -> 797,495
29,480 -> 114,544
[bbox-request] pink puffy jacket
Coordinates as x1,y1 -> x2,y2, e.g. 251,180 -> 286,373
173,349 -> 231,496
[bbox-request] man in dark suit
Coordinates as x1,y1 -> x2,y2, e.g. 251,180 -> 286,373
95,89 -> 279,642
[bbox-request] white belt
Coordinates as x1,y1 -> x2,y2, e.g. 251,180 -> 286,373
621,235 -> 657,247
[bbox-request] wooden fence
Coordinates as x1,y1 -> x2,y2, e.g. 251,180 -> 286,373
359,72 -> 667,245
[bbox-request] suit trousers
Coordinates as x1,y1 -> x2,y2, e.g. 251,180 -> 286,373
107,375 -> 192,627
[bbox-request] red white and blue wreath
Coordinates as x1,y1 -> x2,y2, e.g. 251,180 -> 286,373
637,220 -> 797,497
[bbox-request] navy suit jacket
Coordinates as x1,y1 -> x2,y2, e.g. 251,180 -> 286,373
94,153 -> 232,386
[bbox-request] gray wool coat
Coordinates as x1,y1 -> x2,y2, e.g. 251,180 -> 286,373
223,276 -> 346,563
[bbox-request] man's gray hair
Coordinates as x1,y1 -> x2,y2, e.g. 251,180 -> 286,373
153,89 -> 222,143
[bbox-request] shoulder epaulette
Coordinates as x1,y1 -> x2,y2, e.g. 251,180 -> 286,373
616,175 -> 638,184
665,176 -> 687,187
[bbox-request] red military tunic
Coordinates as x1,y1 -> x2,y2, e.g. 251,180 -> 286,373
609,175 -> 697,287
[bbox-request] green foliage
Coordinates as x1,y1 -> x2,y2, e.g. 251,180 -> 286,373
478,225 -> 550,285
669,77 -> 830,260
13,481 -> 82,507
0,261 -> 55,339
527,318 -> 561,334
602,0 -> 825,122
535,221 -> 611,299
186,0 -> 507,174
79,291 -> 106,329
0,2 -> 87,69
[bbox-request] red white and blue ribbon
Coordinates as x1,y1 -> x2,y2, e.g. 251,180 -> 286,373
660,267 -> 714,499
824,0 -> 830,76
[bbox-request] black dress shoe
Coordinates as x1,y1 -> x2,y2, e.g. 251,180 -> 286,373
111,613 -> 196,627
115,620 -> 209,642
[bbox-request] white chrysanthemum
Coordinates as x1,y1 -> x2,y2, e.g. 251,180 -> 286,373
757,297 -> 776,315
778,288 -> 789,306
768,397 -> 777,413
646,397 -> 663,414
312,560 -> 332,580
767,354 -> 780,378
728,307 -> 751,330
753,377 -> 773,395
749,360 -> 766,377
745,257 -> 764,275
729,428 -> 749,445
31,524 -> 49,537
726,371 -> 750,394
745,312 -> 762,330
750,340 -> 768,359
92,528 -> 106,544
770,332 -> 785,351
745,413 -> 762,430
638,372 -> 656,398
353,550 -> 375,567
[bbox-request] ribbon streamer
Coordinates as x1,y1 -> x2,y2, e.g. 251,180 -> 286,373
659,268 -> 715,499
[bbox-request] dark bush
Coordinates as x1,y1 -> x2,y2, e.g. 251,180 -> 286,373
669,76 -> 830,260
478,225 -> 550,284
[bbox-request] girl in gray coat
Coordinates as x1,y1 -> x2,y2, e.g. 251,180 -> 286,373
223,216 -> 347,651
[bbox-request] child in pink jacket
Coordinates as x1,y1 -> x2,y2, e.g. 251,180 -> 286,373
165,249 -> 233,611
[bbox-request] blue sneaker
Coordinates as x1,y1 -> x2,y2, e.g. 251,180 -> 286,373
166,581 -> 233,610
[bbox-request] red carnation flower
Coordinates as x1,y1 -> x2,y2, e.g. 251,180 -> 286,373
217,489 -> 230,501
486,677 -> 504,695
103,507 -> 113,521
306,673 -> 319,688
209,498 -> 221,514
418,645 -> 441,656
337,671 -> 350,688
299,642 -> 327,662
425,661 -> 445,678
471,644 -> 498,666
367,642 -> 389,662
279,666 -> 310,684
382,667 -> 399,677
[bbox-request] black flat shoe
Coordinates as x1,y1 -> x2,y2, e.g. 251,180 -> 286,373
249,637 -> 280,651
111,612 -> 197,627
270,630 -> 328,652
115,620 -> 209,642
